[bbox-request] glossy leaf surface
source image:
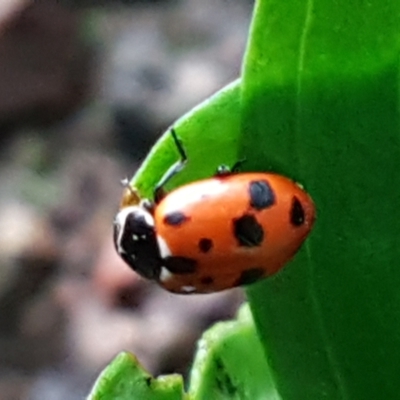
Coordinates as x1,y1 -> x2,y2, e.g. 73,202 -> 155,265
243,0 -> 400,398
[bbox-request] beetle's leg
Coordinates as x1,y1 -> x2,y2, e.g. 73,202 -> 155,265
214,158 -> 246,177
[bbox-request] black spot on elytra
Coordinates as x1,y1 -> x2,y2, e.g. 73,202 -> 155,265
235,267 -> 265,286
198,238 -> 213,253
163,256 -> 197,274
232,214 -> 264,247
290,196 -> 305,226
249,180 -> 275,210
201,276 -> 214,285
163,211 -> 190,226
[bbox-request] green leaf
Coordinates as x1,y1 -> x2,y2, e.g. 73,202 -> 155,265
188,304 -> 280,400
87,305 -> 278,400
87,352 -> 185,400
242,0 -> 400,399
132,80 -> 241,198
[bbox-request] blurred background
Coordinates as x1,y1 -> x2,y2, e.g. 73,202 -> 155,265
0,0 -> 252,398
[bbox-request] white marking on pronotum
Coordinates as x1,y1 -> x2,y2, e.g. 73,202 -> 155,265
114,207 -> 131,255
181,285 -> 196,293
114,206 -> 155,255
142,209 -> 155,227
159,266 -> 173,282
157,236 -> 172,258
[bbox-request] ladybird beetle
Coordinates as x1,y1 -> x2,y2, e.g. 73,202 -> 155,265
113,129 -> 315,294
